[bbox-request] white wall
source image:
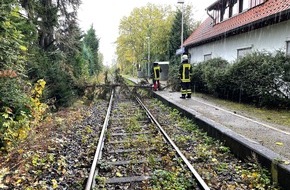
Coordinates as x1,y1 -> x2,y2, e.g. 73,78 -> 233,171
188,20 -> 290,64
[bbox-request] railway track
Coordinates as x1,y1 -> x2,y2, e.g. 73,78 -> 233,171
80,75 -> 281,190
0,74 -> 282,189
85,84 -> 210,189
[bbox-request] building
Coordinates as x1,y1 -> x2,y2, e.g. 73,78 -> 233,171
183,0 -> 290,63
137,62 -> 169,80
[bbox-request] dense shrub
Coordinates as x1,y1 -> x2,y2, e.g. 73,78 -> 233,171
191,63 -> 206,93
168,57 -> 181,91
27,49 -> 78,108
46,63 -> 77,107
201,58 -> 229,96
0,1 -> 101,151
193,51 -> 290,108
226,51 -> 290,107
0,79 -> 47,150
0,1 -> 33,150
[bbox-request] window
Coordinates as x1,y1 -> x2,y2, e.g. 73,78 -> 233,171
250,0 -> 265,8
243,0 -> 250,11
286,41 -> 290,56
223,3 -> 230,20
237,47 -> 252,58
213,10 -> 221,24
232,2 -> 239,15
210,0 -> 266,24
204,54 -> 212,61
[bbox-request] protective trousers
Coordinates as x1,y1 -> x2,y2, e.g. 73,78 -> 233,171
153,79 -> 160,91
181,81 -> 191,98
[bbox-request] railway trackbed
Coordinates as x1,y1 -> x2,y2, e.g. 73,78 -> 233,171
85,85 -> 209,189
0,79 -> 281,189
84,81 -> 280,190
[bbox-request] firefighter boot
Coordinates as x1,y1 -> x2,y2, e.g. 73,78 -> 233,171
153,83 -> 157,91
180,94 -> 186,99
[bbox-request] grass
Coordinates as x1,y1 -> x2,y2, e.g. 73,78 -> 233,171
193,92 -> 290,128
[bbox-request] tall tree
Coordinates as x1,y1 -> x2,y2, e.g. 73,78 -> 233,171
0,0 -> 28,71
0,0 -> 29,102
19,0 -> 86,107
82,25 -> 101,76
0,1 -> 34,148
168,10 -> 183,61
20,0 -> 81,50
116,3 -> 174,74
166,4 -> 200,91
168,4 -> 200,63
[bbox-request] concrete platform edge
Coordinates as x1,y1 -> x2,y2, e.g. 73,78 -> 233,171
152,92 -> 290,189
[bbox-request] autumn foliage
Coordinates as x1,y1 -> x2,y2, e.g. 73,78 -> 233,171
0,79 -> 48,151
0,70 -> 18,78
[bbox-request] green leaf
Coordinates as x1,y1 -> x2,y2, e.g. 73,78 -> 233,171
2,113 -> 9,119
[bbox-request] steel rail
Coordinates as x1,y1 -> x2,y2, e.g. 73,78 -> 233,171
135,96 -> 210,190
85,89 -> 115,190
85,84 -> 152,88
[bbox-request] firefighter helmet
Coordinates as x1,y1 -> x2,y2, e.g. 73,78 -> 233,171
182,54 -> 188,61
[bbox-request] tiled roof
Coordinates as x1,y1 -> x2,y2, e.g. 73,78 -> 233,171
183,0 -> 290,47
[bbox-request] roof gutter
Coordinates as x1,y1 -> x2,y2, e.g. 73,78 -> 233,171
206,9 -> 214,21
206,0 -> 220,11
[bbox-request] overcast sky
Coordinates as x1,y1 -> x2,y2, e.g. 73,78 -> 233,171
77,0 -> 215,66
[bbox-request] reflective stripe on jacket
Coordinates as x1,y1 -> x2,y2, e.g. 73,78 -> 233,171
179,63 -> 192,82
153,66 -> 161,80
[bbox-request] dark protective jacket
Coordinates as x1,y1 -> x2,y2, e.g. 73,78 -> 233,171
151,64 -> 162,80
179,60 -> 192,82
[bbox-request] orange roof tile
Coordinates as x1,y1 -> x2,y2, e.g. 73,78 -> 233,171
183,0 -> 290,47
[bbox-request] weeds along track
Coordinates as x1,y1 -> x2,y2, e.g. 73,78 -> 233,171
85,84 -> 208,189
85,78 -> 280,190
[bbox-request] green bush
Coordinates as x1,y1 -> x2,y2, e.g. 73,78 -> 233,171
227,51 -> 290,107
193,51 -> 290,108
201,58 -> 229,96
191,58 -> 230,98
27,49 -> 78,108
46,63 -> 77,107
0,78 -> 30,149
0,78 -> 30,115
168,64 -> 181,91
191,63 -> 206,93
167,56 -> 182,91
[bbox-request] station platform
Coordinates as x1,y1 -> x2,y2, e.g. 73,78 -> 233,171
127,77 -> 290,189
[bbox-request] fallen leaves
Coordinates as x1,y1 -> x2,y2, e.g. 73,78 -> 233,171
275,142 -> 283,146
51,179 -> 58,189
0,100 -> 108,189
115,171 -> 123,177
0,168 -> 9,189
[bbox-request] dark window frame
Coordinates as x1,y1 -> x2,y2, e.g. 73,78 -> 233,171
237,46 -> 252,58
204,53 -> 212,61
286,41 -> 290,56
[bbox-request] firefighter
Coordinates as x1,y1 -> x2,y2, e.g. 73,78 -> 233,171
151,62 -> 162,91
179,54 -> 192,99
